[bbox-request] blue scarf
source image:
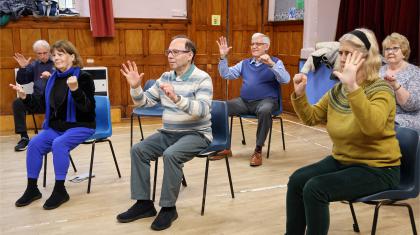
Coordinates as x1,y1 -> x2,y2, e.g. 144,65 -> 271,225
43,67 -> 80,129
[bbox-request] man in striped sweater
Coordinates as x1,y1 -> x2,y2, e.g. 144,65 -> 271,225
117,35 -> 213,231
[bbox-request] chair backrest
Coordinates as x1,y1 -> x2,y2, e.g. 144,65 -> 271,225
211,100 -> 230,149
92,95 -> 112,139
298,59 -> 338,104
396,127 -> 420,197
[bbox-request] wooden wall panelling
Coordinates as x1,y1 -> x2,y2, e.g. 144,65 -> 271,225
0,29 -> 13,59
75,29 -> 96,56
48,29 -> 69,44
19,29 -> 41,54
0,69 -> 15,115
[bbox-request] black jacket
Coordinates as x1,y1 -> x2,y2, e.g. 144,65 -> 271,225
24,70 -> 96,131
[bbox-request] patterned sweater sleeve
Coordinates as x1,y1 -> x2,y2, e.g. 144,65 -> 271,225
400,65 -> 420,112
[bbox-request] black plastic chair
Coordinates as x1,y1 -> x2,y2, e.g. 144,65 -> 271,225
348,127 -> 420,235
130,79 -> 164,147
152,100 -> 235,215
230,94 -> 285,159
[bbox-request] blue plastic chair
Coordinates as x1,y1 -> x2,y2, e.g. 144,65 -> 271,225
152,100 -> 235,215
298,59 -> 338,104
230,92 -> 285,159
348,127 -> 419,234
130,79 -> 164,146
83,95 -> 121,193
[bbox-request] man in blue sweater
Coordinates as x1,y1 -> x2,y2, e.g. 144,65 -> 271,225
13,40 -> 54,151
217,33 -> 290,166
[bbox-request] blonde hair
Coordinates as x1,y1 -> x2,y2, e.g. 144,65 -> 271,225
382,32 -> 411,61
50,40 -> 83,68
338,28 -> 381,82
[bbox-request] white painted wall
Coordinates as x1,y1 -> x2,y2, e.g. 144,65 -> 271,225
301,0 -> 340,58
75,0 -> 187,19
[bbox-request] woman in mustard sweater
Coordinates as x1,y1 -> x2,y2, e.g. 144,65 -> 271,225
285,28 -> 401,235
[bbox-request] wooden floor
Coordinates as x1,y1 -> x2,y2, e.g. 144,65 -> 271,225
0,114 -> 418,234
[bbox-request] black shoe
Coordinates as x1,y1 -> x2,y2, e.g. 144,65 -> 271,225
15,137 -> 29,151
151,207 -> 178,231
43,189 -> 70,210
116,201 -> 157,223
15,187 -> 42,207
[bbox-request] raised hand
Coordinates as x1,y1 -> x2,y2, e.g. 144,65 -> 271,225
259,54 -> 275,67
333,50 -> 365,92
40,71 -> 51,79
216,36 -> 232,59
120,60 -> 144,89
67,76 -> 78,91
293,73 -> 307,97
9,84 -> 27,99
159,83 -> 178,103
13,53 -> 31,68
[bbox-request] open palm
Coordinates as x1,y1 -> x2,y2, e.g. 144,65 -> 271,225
216,36 -> 232,57
120,60 -> 144,89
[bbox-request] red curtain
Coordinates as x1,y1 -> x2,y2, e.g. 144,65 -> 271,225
89,0 -> 115,37
335,0 -> 419,65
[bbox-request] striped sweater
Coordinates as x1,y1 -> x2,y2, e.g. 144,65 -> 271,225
130,64 -> 213,141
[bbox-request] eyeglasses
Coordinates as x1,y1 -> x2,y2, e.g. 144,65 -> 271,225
250,42 -> 267,47
164,49 -> 190,56
384,47 -> 400,53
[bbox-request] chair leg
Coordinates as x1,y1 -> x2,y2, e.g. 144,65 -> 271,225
229,116 -> 234,145
239,117 -> 246,145
349,202 -> 360,232
266,118 -> 273,159
406,203 -> 418,235
43,154 -> 47,187
106,139 -> 121,177
31,113 -> 38,134
225,156 -> 235,198
201,157 -> 210,216
370,201 -> 385,235
138,116 -> 144,141
69,154 -> 77,172
280,116 -> 285,150
182,174 -> 187,187
130,113 -> 134,147
152,159 -> 158,202
87,141 -> 96,194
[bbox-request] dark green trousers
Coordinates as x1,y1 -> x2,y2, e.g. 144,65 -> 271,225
286,155 -> 400,235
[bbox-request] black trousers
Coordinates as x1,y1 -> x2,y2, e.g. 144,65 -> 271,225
12,98 -> 44,134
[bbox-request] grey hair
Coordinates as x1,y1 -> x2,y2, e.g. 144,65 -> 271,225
33,40 -> 50,51
251,33 -> 270,46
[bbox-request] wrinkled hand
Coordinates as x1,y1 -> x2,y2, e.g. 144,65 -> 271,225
40,71 -> 51,79
13,53 -> 31,68
120,60 -> 144,89
216,36 -> 232,58
67,76 -> 78,91
259,54 -> 275,67
383,74 -> 399,89
333,51 -> 365,92
160,83 -> 178,103
293,73 -> 307,97
9,83 -> 27,99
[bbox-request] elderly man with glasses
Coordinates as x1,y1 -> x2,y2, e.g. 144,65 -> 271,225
117,35 -> 213,231
216,33 -> 290,166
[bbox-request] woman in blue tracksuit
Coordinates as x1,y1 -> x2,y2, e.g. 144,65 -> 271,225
10,40 -> 96,210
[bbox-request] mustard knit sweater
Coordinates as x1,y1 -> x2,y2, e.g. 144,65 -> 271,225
291,79 -> 401,167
